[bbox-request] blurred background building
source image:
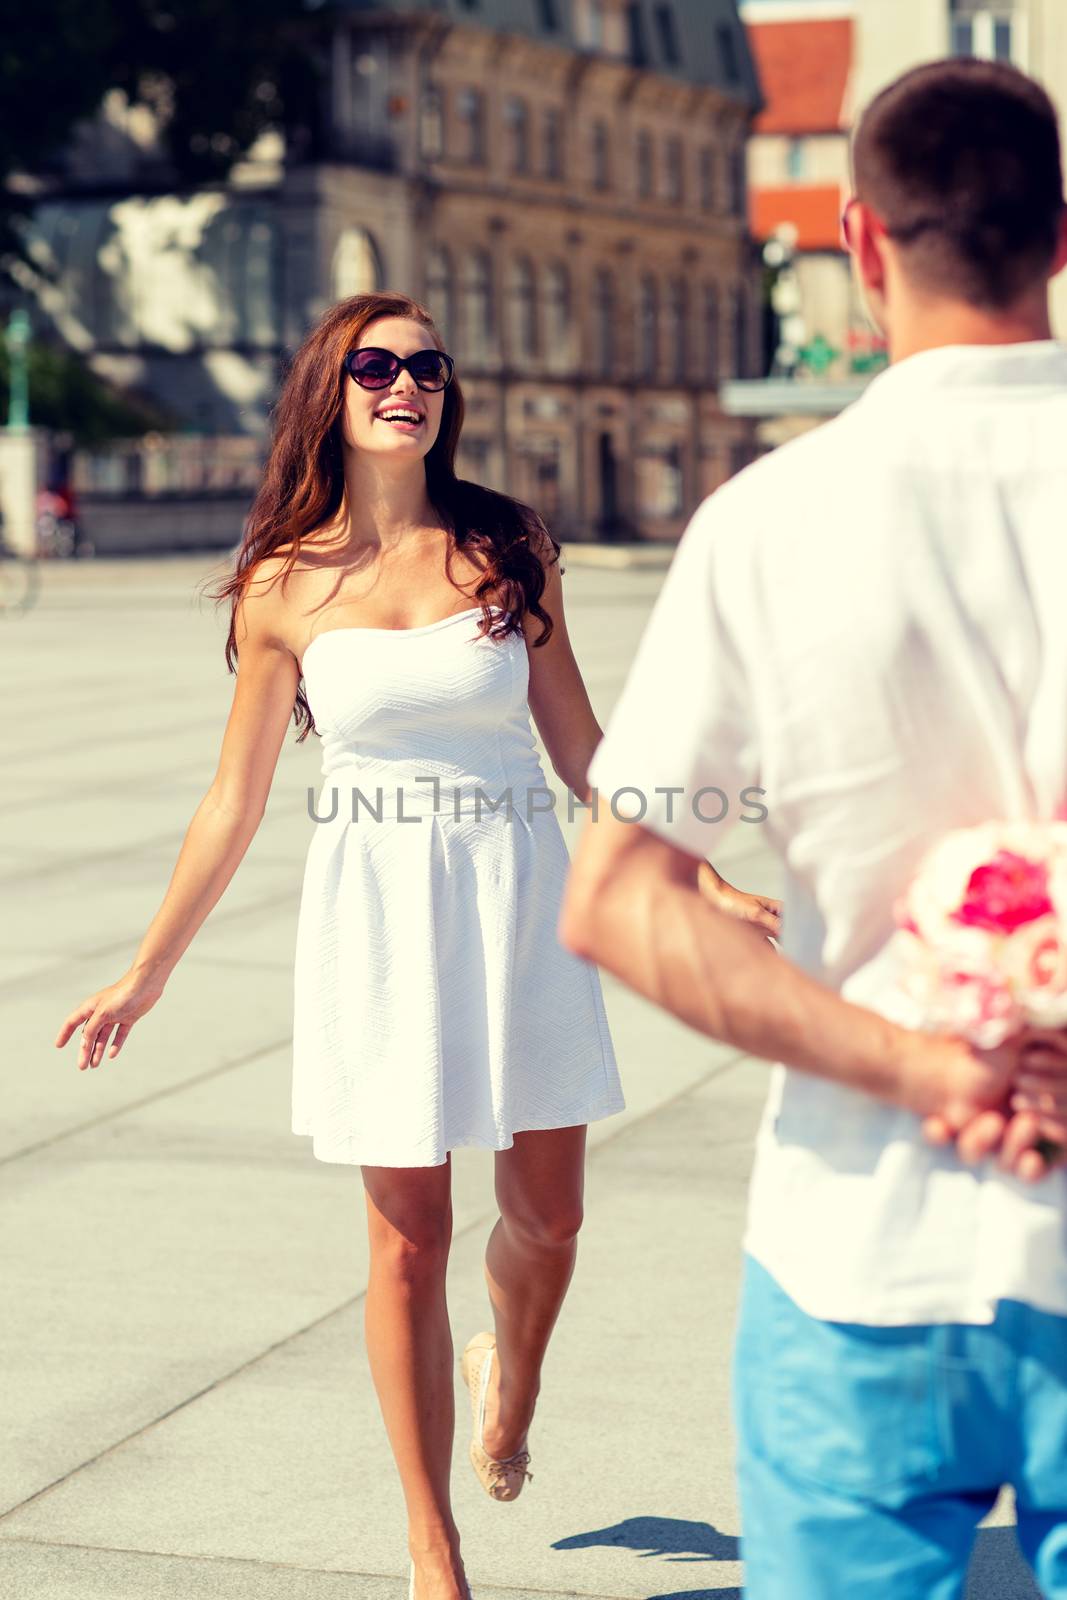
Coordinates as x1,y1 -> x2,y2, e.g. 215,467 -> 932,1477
740,0 -> 1067,401
7,0 -> 764,550
4,0 -> 1067,555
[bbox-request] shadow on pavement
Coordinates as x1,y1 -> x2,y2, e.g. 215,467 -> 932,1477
553,1514 -> 740,1562
966,1524 -> 1042,1599
644,1591 -> 742,1600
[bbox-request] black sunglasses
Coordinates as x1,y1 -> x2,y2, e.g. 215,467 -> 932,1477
344,346 -> 455,392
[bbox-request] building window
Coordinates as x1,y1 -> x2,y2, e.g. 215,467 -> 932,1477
508,256 -> 538,362
654,4 -> 680,66
786,138 -> 805,181
332,226 -> 381,298
575,0 -> 605,48
637,444 -> 685,518
544,108 -> 564,179
699,146 -> 716,212
461,248 -> 495,364
543,261 -> 571,369
636,130 -> 654,199
592,120 -> 611,190
425,244 -> 454,344
664,135 -> 684,203
729,143 -> 746,216
666,276 -> 688,382
731,285 -> 748,379
717,22 -> 741,83
419,84 -> 445,160
457,87 -> 486,164
592,267 -> 615,378
504,96 -> 530,174
950,3 -> 1022,65
704,283 -> 720,384
627,1 -> 648,64
637,273 -> 659,379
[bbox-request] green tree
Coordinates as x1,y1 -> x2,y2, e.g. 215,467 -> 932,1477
0,338 -> 172,445
0,0 -> 327,279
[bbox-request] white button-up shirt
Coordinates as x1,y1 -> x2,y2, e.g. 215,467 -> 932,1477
587,340 -> 1067,1326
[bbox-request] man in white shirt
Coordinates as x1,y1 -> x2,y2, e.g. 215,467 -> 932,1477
561,58 -> 1067,1599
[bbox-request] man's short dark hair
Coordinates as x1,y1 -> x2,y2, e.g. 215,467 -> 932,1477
852,57 -> 1065,308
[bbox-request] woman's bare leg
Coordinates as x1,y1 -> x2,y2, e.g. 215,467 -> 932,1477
362,1161 -> 467,1600
479,1124 -> 587,1459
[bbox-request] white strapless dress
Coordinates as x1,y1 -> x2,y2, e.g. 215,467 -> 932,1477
291,604 -> 625,1166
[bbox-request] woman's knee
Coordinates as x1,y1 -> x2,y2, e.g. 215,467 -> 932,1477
369,1209 -> 451,1283
364,1171 -> 452,1282
501,1197 -> 584,1250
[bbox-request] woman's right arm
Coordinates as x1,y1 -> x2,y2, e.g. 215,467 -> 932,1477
55,575 -> 301,1071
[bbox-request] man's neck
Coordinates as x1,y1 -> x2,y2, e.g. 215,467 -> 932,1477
888,296 -> 1054,364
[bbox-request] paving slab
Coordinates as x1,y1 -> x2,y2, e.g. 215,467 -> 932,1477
1,555 -> 1043,1599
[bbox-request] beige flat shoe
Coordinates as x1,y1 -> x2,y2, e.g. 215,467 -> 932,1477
459,1331 -> 533,1502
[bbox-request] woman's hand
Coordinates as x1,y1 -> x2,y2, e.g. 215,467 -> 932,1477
697,861 -> 783,939
55,968 -> 167,1070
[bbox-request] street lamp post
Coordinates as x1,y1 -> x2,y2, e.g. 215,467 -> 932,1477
0,307 -> 39,554
5,308 -> 31,431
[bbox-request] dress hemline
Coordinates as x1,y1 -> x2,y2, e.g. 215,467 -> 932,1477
291,1092 -> 628,1168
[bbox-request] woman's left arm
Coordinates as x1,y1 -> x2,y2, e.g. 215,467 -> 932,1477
523,535 -> 782,938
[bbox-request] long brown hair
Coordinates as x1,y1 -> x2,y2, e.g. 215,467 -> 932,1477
202,290 -> 562,742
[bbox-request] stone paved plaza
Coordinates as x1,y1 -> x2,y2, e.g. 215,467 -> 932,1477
1,552 -> 1039,1598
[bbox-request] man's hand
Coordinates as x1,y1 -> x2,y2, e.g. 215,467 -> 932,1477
917,1026 -> 1067,1182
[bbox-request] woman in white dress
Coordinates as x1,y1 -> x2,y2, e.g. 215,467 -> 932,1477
56,292 -> 781,1600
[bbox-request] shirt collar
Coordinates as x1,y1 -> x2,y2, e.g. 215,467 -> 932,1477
857,338 -> 1067,406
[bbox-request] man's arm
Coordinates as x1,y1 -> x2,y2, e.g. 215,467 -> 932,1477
559,808 -> 1067,1179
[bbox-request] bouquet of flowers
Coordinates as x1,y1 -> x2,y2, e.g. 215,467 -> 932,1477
893,821 -> 1067,1049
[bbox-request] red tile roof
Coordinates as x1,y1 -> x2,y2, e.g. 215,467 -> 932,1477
750,184 -> 846,252
747,19 -> 853,134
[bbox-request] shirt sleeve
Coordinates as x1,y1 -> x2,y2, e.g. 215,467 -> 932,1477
586,491 -> 762,860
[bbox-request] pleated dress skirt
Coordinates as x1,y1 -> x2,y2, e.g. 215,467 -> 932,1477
291,605 -> 625,1167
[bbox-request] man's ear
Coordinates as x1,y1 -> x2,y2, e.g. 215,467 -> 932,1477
1048,204 -> 1067,280
851,201 -> 889,299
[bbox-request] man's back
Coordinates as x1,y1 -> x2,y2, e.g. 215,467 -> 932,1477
588,339 -> 1067,1326
724,340 -> 1067,998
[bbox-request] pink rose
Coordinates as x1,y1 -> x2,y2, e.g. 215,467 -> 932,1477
952,850 -> 1054,934
1005,914 -> 1067,1028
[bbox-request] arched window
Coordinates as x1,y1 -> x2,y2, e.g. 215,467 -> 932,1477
544,108 -> 564,180
332,227 -> 382,298
461,248 -> 495,364
425,244 -> 454,345
704,283 -> 720,384
664,136 -> 684,204
699,146 -> 716,212
729,142 -> 747,216
457,88 -> 486,164
592,267 -> 615,378
504,96 -> 530,174
242,217 -> 281,347
666,275 -> 688,382
592,120 -> 611,190
419,84 -> 445,160
457,87 -> 485,164
637,273 -> 659,379
636,130 -> 654,199
731,284 -> 748,378
543,261 -> 571,370
508,256 -> 538,362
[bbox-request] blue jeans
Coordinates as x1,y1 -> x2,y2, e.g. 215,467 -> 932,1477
732,1253 -> 1067,1599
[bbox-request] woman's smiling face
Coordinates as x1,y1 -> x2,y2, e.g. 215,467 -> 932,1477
341,316 -> 448,462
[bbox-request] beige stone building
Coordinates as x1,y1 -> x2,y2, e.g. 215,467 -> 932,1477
24,0 -> 765,545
